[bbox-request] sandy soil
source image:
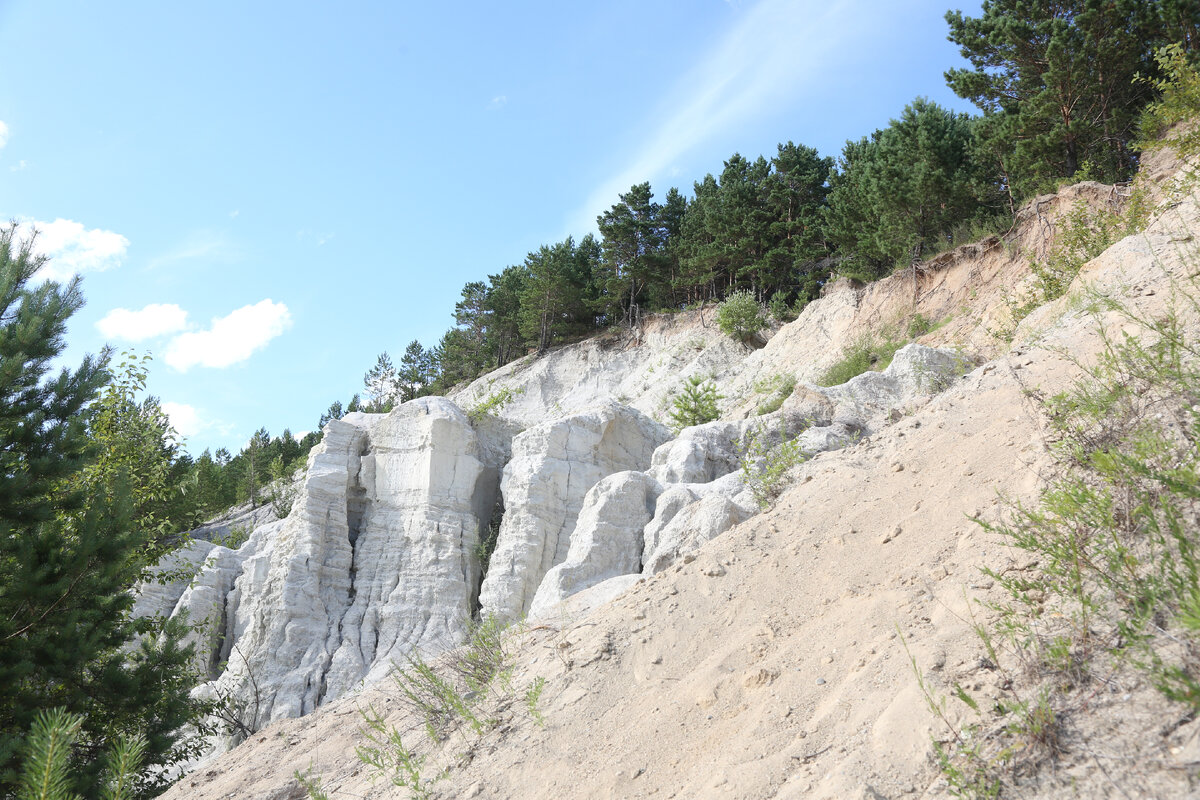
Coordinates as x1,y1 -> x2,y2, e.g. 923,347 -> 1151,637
162,147 -> 1200,800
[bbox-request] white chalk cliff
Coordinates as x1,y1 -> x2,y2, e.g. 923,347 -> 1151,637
142,322 -> 966,760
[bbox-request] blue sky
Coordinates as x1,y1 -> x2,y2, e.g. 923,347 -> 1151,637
0,0 -> 980,455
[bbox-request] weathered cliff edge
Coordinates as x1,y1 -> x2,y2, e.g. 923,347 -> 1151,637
155,146 -> 1200,798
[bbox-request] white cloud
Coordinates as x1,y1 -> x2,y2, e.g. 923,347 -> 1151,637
18,218 -> 130,281
229,209 -> 240,218
96,303 -> 189,342
161,401 -> 205,438
488,95 -> 508,110
567,0 -> 855,233
0,121 -> 8,148
291,430 -> 311,442
10,159 -> 27,172
164,299 -> 292,371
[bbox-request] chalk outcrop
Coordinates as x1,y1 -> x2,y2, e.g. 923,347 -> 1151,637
142,300 -> 966,760
478,402 -> 670,622
527,470 -> 661,619
153,398 -> 506,745
523,344 -> 965,613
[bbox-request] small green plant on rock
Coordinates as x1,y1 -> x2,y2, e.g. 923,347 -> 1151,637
753,372 -> 796,415
211,523 -> 250,550
356,705 -> 436,800
266,456 -> 299,518
740,425 -> 807,509
525,676 -> 547,727
468,385 -> 523,423
715,290 -> 767,343
817,334 -> 904,387
669,376 -> 722,433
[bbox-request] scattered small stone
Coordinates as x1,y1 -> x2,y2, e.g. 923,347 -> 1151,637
816,678 -> 826,685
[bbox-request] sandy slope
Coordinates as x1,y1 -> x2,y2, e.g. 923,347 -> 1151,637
163,150 -> 1200,800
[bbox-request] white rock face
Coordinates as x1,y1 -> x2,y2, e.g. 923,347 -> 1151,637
130,539 -> 220,624
527,471 -> 661,619
144,314 -> 967,759
643,491 -> 753,574
171,534 -> 267,679
183,398 -> 505,735
820,343 -> 965,430
478,402 -> 670,621
532,345 -> 966,589
641,472 -> 755,575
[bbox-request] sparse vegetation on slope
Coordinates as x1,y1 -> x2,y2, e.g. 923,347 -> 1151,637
927,58 -> 1200,796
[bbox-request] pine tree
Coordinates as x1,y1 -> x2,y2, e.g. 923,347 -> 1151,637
945,0 -> 1161,198
764,142 -> 833,302
595,183 -> 666,327
397,340 -> 432,402
363,351 -> 399,411
0,224 -> 203,797
518,238 -> 585,353
825,99 -> 990,274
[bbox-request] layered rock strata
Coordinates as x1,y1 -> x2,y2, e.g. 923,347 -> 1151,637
153,398 -> 506,742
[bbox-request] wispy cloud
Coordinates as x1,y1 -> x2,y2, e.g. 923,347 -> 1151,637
96,303 -> 189,342
10,159 -> 27,172
148,230 -> 238,270
0,121 -> 8,149
567,0 -> 853,233
164,299 -> 292,371
488,95 -> 508,110
16,218 -> 130,281
296,229 -> 334,247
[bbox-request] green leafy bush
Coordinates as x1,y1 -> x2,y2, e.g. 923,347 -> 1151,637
715,291 -> 767,343
928,288 -> 1200,795
468,385 -> 523,423
355,705 -> 436,800
740,425 -> 807,509
669,376 -> 722,433
1137,43 -> 1200,161
753,373 -> 796,415
816,335 -> 904,387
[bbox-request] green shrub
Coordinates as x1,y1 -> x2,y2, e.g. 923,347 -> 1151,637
524,677 -> 547,728
927,285 -> 1200,795
1003,186 -> 1150,337
211,523 -> 250,550
715,291 -> 767,343
266,456 -> 299,519
740,425 -> 807,509
1137,43 -> 1200,161
301,615 -> 538,800
355,705 -> 435,800
753,373 -> 796,415
816,336 -> 903,387
468,385 -> 523,423
668,376 -> 722,433
767,291 -> 797,324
